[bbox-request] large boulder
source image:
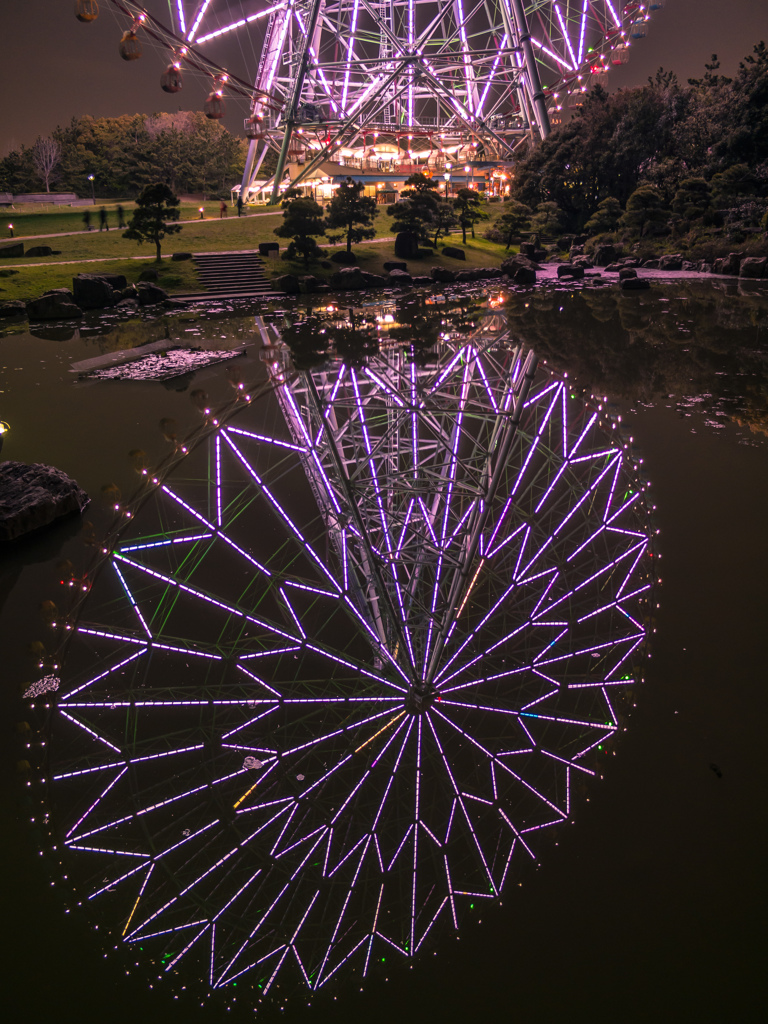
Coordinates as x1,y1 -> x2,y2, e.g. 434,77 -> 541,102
476,267 -> 503,278
557,264 -> 585,280
0,300 -> 27,318
258,242 -> 279,256
658,254 -> 683,271
572,255 -> 594,268
431,267 -> 457,284
329,266 -> 367,290
92,272 -> 127,290
739,256 -> 768,279
138,267 -> 159,282
136,282 -> 169,306
301,275 -> 321,293
394,232 -> 419,259
713,252 -> 744,275
276,274 -> 300,293
361,272 -> 387,287
171,252 -> 193,261
331,250 -> 357,264
383,261 -> 408,272
0,241 -> 24,258
641,259 -> 660,269
455,269 -> 483,282
0,461 -> 89,541
72,273 -> 119,309
500,254 -> 539,276
620,277 -> 651,291
26,289 -> 82,321
618,267 -> 638,281
387,268 -> 413,286
592,244 -> 619,267
513,267 -> 537,285
25,245 -> 54,257
442,246 -> 466,260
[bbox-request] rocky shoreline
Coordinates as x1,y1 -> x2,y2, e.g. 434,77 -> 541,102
0,271 -> 188,321
0,461 -> 89,541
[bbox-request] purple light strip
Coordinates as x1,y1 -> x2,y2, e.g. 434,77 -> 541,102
68,843 -> 148,858
304,642 -> 406,692
318,935 -> 370,988
318,838 -> 371,983
221,432 -> 340,590
59,710 -> 121,753
498,840 -> 517,890
419,819 -> 442,847
238,645 -> 301,661
497,808 -> 536,859
225,426 -> 305,451
444,854 -> 458,927
88,861 -> 149,899
279,587 -> 306,639
418,497 -> 439,547
275,824 -> 328,859
341,527 -> 349,592
426,712 -> 498,891
125,919 -> 209,943
114,553 -> 297,645
119,532 -> 211,552
112,562 -> 152,637
474,356 -> 499,413
315,364 -> 347,447
388,824 -> 414,872
160,483 -> 272,577
411,360 -> 418,480
215,432 -> 222,527
428,348 -> 464,396
165,923 -> 210,972
221,705 -> 279,740
281,384 -> 344,516
362,885 -> 385,976
236,664 -> 283,696
542,749 -> 596,776
282,579 -> 338,598
61,649 -> 147,700
414,896 -> 448,953
351,370 -> 395,557
364,366 -> 407,408
269,802 -> 299,856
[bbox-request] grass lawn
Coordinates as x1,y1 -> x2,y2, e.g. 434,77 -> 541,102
0,201 -> 283,239
0,258 -> 200,303
277,234 -> 509,281
0,203 -> 512,300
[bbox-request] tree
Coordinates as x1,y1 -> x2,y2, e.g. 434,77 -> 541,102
497,201 -> 532,248
620,185 -> 668,237
324,177 -> 377,253
530,200 -> 566,235
583,196 -> 623,236
388,172 -> 441,246
453,188 -> 488,243
671,177 -> 712,221
431,199 -> 459,248
31,137 -> 61,193
123,183 -> 182,261
274,190 -> 326,266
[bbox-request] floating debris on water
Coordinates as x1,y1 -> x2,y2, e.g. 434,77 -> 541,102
81,347 -> 246,382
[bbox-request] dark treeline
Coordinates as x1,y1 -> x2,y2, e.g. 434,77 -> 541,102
0,111 -> 253,199
510,42 -> 768,243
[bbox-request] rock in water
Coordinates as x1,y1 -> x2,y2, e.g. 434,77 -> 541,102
0,461 -> 90,541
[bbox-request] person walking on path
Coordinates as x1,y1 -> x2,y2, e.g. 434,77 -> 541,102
219,200 -> 227,218
236,195 -> 243,217
117,205 -> 126,228
82,209 -> 92,231
99,207 -> 109,231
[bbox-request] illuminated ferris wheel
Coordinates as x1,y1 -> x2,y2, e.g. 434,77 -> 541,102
79,1 -> 665,199
33,307 -> 655,1007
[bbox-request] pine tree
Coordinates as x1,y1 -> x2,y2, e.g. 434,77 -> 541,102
123,182 -> 182,262
324,177 -> 377,253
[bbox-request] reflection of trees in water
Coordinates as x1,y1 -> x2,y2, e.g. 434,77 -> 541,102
502,284 -> 768,436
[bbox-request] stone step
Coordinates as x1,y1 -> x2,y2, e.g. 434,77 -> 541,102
192,250 -> 274,296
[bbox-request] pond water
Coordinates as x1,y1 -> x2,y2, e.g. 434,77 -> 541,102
1,279 -> 766,1023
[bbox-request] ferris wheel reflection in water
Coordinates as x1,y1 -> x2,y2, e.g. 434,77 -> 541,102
35,308 -> 656,1008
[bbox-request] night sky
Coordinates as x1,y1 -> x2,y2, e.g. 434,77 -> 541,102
1,0 -> 766,156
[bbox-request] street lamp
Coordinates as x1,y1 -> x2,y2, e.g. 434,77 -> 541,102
87,174 -> 95,201
199,207 -> 205,219
443,162 -> 452,198
7,224 -> 13,238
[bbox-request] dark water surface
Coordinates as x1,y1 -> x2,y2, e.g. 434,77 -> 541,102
1,283 -> 766,1022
